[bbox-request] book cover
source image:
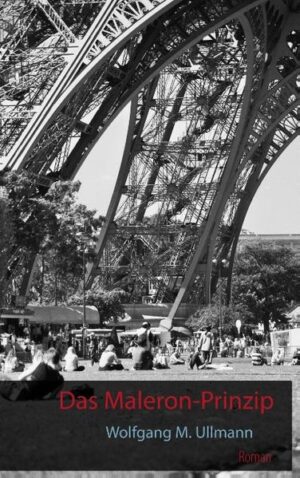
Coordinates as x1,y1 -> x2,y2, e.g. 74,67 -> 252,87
0,0 -> 298,477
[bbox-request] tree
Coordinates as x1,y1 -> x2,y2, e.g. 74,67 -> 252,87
231,243 -> 300,332
4,171 -> 103,304
186,302 -> 253,337
86,289 -> 126,326
70,281 -> 127,326
33,181 -> 103,304
0,190 -> 13,307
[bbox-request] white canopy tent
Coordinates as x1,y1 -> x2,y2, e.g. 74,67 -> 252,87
27,305 -> 100,325
119,326 -> 192,338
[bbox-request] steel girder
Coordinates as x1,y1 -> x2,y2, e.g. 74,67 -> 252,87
3,0 -> 264,174
1,0 -> 300,327
203,2 -> 300,312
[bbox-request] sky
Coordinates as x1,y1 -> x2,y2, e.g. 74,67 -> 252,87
241,138 -> 300,234
76,106 -> 130,215
76,106 -> 300,235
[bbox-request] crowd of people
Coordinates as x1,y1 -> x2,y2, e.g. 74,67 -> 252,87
0,321 -> 189,382
1,320 -> 300,401
250,345 -> 300,366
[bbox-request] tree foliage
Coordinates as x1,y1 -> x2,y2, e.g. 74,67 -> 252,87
231,243 -> 300,331
86,290 -> 125,326
0,191 -> 13,306
4,171 -> 103,304
70,280 -> 127,326
186,243 -> 300,335
186,302 -> 253,336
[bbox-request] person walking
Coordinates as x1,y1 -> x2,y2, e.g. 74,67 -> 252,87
132,336 -> 153,370
198,327 -> 214,364
136,321 -> 154,352
89,334 -> 99,366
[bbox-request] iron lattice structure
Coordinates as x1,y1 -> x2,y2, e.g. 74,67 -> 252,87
1,0 -> 300,325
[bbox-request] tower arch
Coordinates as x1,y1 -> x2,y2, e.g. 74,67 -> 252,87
2,0 -> 300,328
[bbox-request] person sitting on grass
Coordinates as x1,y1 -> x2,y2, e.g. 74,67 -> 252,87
153,348 -> 169,369
3,349 -> 24,374
188,347 -> 204,370
98,344 -> 124,371
271,349 -> 284,366
18,349 -> 44,380
126,340 -> 137,358
170,350 -> 185,365
251,347 -> 268,366
64,346 -> 85,372
0,348 -> 64,400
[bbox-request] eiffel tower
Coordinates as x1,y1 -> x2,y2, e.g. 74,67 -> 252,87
1,0 -> 300,327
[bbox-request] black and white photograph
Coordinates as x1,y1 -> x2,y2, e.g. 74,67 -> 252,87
0,0 -> 299,476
